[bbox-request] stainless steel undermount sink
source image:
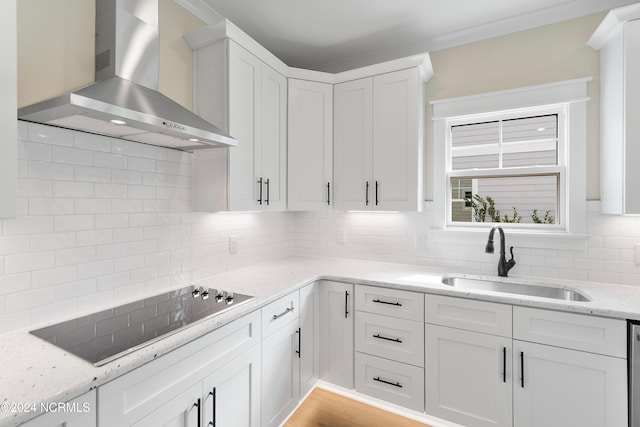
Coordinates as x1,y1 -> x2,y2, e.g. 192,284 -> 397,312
441,276 -> 591,302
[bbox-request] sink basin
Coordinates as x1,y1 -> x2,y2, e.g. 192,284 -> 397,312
441,276 -> 591,302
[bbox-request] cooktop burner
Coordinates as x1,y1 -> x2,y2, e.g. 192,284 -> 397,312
30,286 -> 254,366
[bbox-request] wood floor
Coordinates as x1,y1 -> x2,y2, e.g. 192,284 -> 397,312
284,388 -> 432,427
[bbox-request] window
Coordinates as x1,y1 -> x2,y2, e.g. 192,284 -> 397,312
431,78 -> 589,236
447,109 -> 564,228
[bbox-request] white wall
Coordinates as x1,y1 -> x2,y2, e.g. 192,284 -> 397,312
0,123 -> 293,334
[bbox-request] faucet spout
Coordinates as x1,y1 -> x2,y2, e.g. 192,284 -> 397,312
486,226 -> 516,277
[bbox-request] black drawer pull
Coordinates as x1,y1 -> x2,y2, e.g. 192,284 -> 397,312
502,347 -> 506,383
373,333 -> 402,343
372,298 -> 402,307
520,351 -> 525,388
373,376 -> 403,388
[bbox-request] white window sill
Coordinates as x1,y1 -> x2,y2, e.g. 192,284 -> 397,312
428,227 -> 588,251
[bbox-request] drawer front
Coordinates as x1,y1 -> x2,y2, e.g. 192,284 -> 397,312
355,352 -> 424,412
261,290 -> 300,338
355,311 -> 424,367
513,306 -> 626,357
425,294 -> 512,337
99,310 -> 261,426
356,285 -> 423,321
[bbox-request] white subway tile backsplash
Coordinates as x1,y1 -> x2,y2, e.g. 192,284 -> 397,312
1,124 -> 295,334
142,144 -> 168,161
55,247 -> 96,267
77,260 -> 114,279
5,251 -> 55,274
29,161 -> 74,181
74,165 -> 111,183
111,139 -> 142,157
75,198 -> 111,214
0,236 -> 30,256
94,152 -> 127,169
29,198 -> 75,215
74,132 -> 111,152
27,123 -> 73,146
76,230 -> 113,247
32,266 -> 76,288
17,179 -> 53,198
128,157 -> 155,172
53,181 -> 93,198
94,184 -> 127,199
18,141 -> 52,161
31,232 -> 76,252
52,146 -> 93,165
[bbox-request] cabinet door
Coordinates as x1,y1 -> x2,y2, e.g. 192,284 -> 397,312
228,41 -> 261,211
262,319 -> 300,427
513,340 -> 627,427
373,68 -> 421,211
334,78 -> 373,210
425,324 -> 513,427
203,346 -> 261,427
21,391 -> 96,427
260,63 -> 287,211
319,280 -> 354,388
288,79 -> 333,211
132,383 -> 202,427
299,282 -> 320,397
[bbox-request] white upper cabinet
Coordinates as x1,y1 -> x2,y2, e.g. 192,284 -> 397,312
288,79 -> 333,211
190,33 -> 287,211
334,68 -> 425,211
334,78 -> 374,210
589,4 -> 640,214
0,0 -> 16,218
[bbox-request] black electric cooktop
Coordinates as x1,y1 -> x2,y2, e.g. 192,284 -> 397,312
30,286 -> 254,366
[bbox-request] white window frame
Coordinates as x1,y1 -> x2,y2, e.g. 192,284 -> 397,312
431,78 -> 589,243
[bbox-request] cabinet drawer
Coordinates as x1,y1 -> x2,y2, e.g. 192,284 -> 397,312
356,285 -> 423,321
99,310 -> 261,426
261,290 -> 300,338
425,294 -> 512,337
355,311 -> 424,367
355,352 -> 424,412
513,306 -> 626,357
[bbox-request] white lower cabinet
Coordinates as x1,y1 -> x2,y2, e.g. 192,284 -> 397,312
425,324 -> 513,427
425,295 -> 628,427
514,340 -> 627,427
319,280 -> 354,388
98,311 -> 261,426
20,391 -> 96,427
261,319 -> 300,427
299,282 -> 320,397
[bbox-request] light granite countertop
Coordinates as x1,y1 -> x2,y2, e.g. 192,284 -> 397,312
2,255 -> 640,426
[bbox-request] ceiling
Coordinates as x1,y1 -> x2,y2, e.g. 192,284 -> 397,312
186,0 -> 637,72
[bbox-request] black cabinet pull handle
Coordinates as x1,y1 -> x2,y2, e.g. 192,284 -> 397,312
372,298 -> 402,307
296,328 -> 301,358
257,177 -> 263,205
193,398 -> 201,427
208,388 -> 216,427
503,347 -> 506,383
327,182 -> 330,206
265,178 -> 270,206
373,333 -> 402,343
375,181 -> 379,206
520,351 -> 524,388
345,291 -> 349,318
373,376 -> 402,388
365,181 -> 369,206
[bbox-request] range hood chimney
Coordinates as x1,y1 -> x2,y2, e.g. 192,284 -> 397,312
18,0 -> 236,150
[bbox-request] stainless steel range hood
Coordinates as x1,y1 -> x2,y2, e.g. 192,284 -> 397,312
18,0 -> 236,151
